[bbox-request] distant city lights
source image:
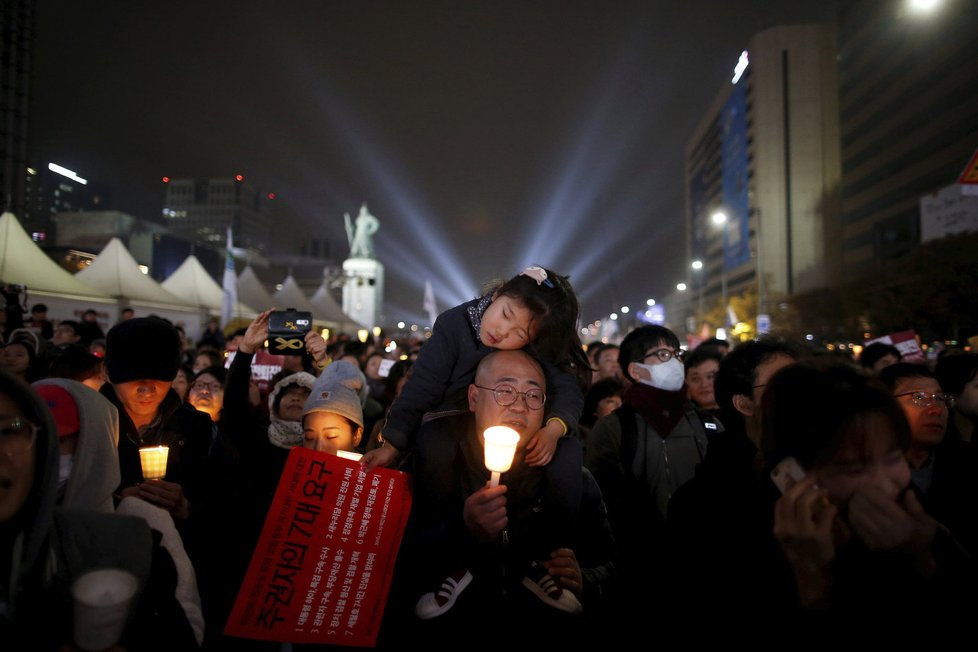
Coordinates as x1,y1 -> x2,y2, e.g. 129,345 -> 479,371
48,163 -> 87,185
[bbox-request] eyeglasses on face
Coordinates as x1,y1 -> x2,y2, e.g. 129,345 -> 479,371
473,384 -> 546,410
895,391 -> 955,409
0,417 -> 38,457
642,348 -> 684,364
190,381 -> 223,393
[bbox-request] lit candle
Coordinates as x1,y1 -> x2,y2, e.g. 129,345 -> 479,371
483,426 -> 519,488
138,446 -> 169,480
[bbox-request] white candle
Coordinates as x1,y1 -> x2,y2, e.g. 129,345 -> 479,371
138,446 -> 169,480
483,426 -> 519,487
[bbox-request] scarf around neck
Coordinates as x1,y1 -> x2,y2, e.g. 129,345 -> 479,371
623,381 -> 689,437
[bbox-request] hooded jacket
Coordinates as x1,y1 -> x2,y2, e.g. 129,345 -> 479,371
0,372 -> 198,649
33,378 -> 120,513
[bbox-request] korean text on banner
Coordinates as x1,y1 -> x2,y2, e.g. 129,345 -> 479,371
224,448 -> 412,646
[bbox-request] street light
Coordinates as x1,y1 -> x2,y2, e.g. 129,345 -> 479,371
751,207 -> 766,333
676,282 -> 687,292
711,211 -> 729,329
690,260 -> 705,329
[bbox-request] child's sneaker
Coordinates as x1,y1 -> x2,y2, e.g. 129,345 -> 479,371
521,562 -> 583,614
414,569 -> 473,620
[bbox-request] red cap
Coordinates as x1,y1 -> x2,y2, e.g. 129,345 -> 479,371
35,385 -> 80,439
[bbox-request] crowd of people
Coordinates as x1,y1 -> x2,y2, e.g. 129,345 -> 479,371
2,266 -> 977,648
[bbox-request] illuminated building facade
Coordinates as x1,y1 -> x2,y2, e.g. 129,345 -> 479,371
162,175 -> 272,254
23,162 -> 108,243
684,24 -> 841,326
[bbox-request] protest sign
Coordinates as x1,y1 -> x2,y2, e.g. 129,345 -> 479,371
865,330 -> 925,364
225,448 -> 411,646
225,349 -> 286,393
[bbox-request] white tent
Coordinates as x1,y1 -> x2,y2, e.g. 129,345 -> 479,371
76,238 -> 192,310
0,212 -> 113,303
272,275 -> 321,320
161,255 -> 256,317
0,212 -> 115,321
236,265 -> 276,313
310,279 -> 362,334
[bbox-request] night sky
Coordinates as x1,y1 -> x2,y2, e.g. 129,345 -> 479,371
29,1 -> 837,328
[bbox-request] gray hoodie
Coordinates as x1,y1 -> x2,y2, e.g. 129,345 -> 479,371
33,378 -> 120,513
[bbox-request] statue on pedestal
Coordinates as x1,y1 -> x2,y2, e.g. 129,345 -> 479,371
344,203 -> 379,259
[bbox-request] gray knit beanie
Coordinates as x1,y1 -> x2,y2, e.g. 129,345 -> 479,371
302,360 -> 364,428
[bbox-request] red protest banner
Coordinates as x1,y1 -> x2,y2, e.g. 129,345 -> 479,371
225,349 -> 285,393
224,448 -> 412,646
865,330 -> 925,364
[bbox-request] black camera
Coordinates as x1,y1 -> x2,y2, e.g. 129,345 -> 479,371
267,309 -> 313,355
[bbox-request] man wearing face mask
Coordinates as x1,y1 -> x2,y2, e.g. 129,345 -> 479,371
584,326 -> 715,616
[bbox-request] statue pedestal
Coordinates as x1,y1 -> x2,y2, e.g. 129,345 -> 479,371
342,257 -> 384,329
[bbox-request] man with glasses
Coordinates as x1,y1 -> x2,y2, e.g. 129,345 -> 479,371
584,325 -> 717,617
880,363 -> 978,555
394,349 -> 615,644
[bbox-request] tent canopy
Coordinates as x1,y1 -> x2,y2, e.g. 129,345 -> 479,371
0,212 -> 112,302
272,275 -> 321,320
161,255 -> 256,316
310,280 -> 363,334
76,237 -> 190,308
237,265 -> 277,313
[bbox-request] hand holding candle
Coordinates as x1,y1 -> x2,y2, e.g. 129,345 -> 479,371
483,426 -> 519,487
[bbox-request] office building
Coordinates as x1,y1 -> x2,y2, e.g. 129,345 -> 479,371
684,24 -> 841,327
837,0 -> 978,271
162,175 -> 272,254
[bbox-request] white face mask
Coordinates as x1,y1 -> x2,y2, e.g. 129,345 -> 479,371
634,358 -> 685,392
58,454 -> 73,493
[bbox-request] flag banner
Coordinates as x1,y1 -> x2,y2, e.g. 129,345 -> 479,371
221,228 -> 237,328
224,448 -> 412,646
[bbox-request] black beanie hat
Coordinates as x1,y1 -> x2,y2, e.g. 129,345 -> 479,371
105,317 -> 182,384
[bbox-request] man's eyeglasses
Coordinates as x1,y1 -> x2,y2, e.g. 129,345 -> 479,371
642,348 -> 684,364
474,384 -> 546,410
0,417 -> 38,457
895,391 -> 955,409
191,381 -> 223,393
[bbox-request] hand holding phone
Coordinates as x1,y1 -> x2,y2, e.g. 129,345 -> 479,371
268,309 -> 313,355
771,456 -> 807,494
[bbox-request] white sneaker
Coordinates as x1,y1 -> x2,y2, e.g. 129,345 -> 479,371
415,570 -> 473,620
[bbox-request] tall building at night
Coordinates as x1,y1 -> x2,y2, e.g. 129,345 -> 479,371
22,162 -> 108,242
684,24 -> 841,325
837,0 -> 978,272
0,0 -> 34,219
161,175 -> 272,254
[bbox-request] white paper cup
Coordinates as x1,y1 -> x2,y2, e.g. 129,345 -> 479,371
72,569 -> 139,651
138,446 -> 169,480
